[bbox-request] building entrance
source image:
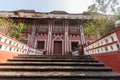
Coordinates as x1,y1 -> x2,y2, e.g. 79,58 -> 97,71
53,41 -> 62,55
71,42 -> 79,51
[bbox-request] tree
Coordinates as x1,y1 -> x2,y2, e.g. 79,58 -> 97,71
0,16 -> 24,39
116,13 -> 120,20
0,17 -> 14,35
88,0 -> 120,14
84,0 -> 119,37
10,23 -> 24,39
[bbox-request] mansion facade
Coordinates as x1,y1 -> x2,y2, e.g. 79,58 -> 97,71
0,10 -> 91,55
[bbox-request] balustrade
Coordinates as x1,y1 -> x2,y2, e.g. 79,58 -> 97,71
53,27 -> 64,33
36,28 -> 48,33
0,32 -> 43,55
69,29 -> 80,34
84,33 -> 120,55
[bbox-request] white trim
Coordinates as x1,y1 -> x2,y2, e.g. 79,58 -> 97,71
47,20 -> 51,55
48,20 -> 53,55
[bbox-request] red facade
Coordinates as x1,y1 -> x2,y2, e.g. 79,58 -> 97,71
23,19 -> 86,55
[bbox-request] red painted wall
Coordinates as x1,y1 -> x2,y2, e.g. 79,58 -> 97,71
91,51 -> 120,73
0,51 -> 18,63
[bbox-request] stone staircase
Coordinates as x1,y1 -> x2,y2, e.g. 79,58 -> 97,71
0,55 -> 119,80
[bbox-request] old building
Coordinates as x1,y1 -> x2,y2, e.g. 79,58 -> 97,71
0,10 -> 91,55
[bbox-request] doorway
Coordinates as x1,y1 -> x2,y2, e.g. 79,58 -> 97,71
53,41 -> 62,55
71,42 -> 79,51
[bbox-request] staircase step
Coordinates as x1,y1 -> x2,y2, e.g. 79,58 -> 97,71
14,56 -> 94,59
0,62 -> 104,66
18,55 -> 91,57
15,55 -> 93,59
0,55 -> 119,79
0,78 -> 119,80
0,71 -> 119,79
7,59 -> 98,62
0,66 -> 112,72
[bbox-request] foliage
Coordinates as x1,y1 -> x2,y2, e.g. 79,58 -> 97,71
73,47 -> 78,51
84,0 -> 118,37
0,17 -> 14,35
10,23 -> 24,39
88,0 -> 120,14
116,14 -> 120,20
0,16 -> 24,39
84,14 -> 116,37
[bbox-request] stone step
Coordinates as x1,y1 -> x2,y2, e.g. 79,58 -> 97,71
14,56 -> 94,59
0,78 -> 115,80
0,71 -> 119,79
0,62 -> 104,66
0,66 -> 112,72
18,55 -> 91,57
0,54 -> 119,79
0,78 -> 119,80
7,59 -> 98,62
15,55 -> 93,59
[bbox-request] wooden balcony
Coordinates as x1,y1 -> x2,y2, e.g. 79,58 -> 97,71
36,28 -> 48,34
69,29 -> 80,35
52,28 -> 64,34
22,28 -> 32,33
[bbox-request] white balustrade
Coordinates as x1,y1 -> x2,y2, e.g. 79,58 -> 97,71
84,33 -> 120,55
0,32 -> 43,55
72,50 -> 79,56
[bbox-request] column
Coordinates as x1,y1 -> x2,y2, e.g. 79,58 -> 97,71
47,20 -> 52,55
80,23 -> 86,45
50,20 -> 54,55
29,24 -> 36,48
77,20 -> 81,45
34,24 -> 39,49
64,20 -> 69,54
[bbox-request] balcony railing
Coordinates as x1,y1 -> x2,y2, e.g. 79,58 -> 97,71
36,28 -> 48,33
69,29 -> 80,35
53,28 -> 64,34
22,28 -> 32,33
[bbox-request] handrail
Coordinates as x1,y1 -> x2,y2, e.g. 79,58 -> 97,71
0,32 -> 43,55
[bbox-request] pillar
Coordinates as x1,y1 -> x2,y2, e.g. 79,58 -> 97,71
64,20 -> 69,54
80,24 -> 86,45
77,20 -> 82,45
28,24 -> 36,48
47,20 -> 52,55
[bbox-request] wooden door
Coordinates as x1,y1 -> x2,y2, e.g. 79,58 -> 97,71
54,41 -> 62,55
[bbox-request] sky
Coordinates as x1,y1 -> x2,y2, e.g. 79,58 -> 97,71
0,0 -> 94,13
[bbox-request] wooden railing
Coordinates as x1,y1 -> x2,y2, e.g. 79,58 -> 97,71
36,28 -> 48,33
22,28 -> 32,33
53,28 -> 64,33
69,29 -> 80,35
0,32 -> 43,55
